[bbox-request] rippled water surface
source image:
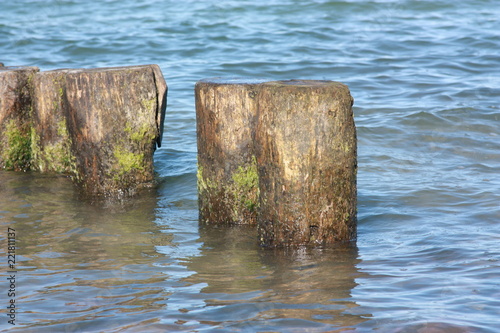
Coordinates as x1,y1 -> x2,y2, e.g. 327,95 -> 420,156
1,0 -> 499,332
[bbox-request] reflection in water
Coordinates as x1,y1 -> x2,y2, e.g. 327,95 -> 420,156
1,170 -> 372,332
181,225 -> 371,331
0,171 -> 173,332
4,170 -> 483,332
390,322 -> 479,333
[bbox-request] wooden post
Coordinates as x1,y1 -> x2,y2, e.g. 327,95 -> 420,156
195,78 -> 357,246
0,66 -> 39,171
31,65 -> 167,198
256,80 -> 357,247
195,78 -> 266,225
0,64 -> 166,199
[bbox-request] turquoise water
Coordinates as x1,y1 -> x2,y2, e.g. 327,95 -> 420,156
1,0 -> 499,332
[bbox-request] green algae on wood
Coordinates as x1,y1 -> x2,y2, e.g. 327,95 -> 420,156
30,120 -> 78,176
197,157 -> 260,225
112,147 -> 145,176
0,66 -> 39,171
2,119 -> 32,171
197,165 -> 216,193
125,122 -> 157,143
230,156 -> 260,213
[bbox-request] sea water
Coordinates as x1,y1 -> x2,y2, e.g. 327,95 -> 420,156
0,0 -> 499,332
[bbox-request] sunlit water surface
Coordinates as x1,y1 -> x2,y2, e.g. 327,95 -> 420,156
1,0 -> 499,332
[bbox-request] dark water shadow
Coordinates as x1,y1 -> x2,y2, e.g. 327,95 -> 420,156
178,224 -> 372,331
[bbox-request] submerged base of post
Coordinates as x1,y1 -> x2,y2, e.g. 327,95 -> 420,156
195,78 -> 357,247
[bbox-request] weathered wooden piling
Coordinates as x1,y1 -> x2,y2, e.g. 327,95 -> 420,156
195,78 -> 357,247
0,64 -> 167,199
0,66 -> 40,171
33,65 -> 167,197
256,80 -> 357,247
195,78 -> 265,225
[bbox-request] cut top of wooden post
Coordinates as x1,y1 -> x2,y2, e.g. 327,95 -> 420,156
196,77 -> 270,85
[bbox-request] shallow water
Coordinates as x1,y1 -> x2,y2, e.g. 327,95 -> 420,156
1,0 -> 499,332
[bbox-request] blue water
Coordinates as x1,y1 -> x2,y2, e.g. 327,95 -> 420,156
1,0 -> 499,332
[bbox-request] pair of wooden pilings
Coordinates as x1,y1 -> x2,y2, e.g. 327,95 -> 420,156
1,64 -> 356,247
0,65 -> 166,198
196,78 -> 357,248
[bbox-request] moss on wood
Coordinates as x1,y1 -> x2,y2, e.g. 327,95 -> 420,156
125,122 -> 156,143
197,156 -> 259,225
230,156 -> 259,213
30,120 -> 78,178
2,119 -> 32,171
113,147 -> 145,177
